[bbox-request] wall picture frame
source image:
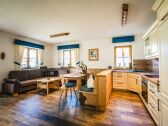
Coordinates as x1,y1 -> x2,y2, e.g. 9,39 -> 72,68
88,48 -> 99,61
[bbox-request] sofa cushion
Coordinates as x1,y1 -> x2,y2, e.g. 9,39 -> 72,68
20,80 -> 37,87
80,84 -> 93,92
9,71 -> 29,81
28,69 -> 42,80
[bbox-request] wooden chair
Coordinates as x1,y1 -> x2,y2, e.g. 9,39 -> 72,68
59,74 -> 78,101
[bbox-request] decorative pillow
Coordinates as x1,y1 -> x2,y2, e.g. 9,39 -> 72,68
87,75 -> 95,88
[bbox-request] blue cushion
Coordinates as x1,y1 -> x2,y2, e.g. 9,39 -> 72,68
80,84 -> 93,92
65,82 -> 76,88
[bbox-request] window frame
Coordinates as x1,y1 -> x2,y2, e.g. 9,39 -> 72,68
22,47 -> 38,68
114,45 -> 132,68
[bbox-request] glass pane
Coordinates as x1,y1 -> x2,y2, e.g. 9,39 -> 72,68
123,47 -> 130,57
123,58 -> 130,67
71,50 -> 76,67
116,58 -> 123,67
116,48 -> 122,57
63,50 -> 71,67
22,48 -> 28,67
29,49 -> 37,67
115,46 -> 131,68
29,59 -> 37,67
29,49 -> 37,59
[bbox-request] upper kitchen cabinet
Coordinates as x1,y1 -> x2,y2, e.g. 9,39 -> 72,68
143,20 -> 159,59
152,0 -> 168,21
158,15 -> 168,102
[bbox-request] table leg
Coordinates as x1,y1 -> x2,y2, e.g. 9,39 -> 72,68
76,79 -> 82,90
47,82 -> 49,95
37,82 -> 39,93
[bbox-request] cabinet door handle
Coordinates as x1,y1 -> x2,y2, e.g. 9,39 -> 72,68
149,103 -> 155,109
158,99 -> 160,111
149,89 -> 155,94
161,13 -> 168,21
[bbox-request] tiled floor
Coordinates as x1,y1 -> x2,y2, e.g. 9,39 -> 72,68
0,90 -> 155,126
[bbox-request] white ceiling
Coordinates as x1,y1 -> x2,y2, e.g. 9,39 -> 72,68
0,0 -> 156,43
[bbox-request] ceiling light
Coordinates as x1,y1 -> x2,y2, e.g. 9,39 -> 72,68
122,4 -> 129,27
50,32 -> 70,38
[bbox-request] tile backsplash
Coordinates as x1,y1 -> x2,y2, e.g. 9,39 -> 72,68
133,58 -> 159,74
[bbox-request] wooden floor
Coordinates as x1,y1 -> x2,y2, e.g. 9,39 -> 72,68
0,90 -> 155,126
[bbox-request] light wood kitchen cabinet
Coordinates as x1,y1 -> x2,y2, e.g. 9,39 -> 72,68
113,72 -> 127,89
127,73 -> 140,93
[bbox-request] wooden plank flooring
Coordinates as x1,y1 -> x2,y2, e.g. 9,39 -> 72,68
0,90 -> 155,126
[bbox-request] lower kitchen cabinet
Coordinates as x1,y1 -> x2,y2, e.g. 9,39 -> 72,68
159,99 -> 168,126
127,73 -> 140,93
113,72 -> 127,89
148,81 -> 160,125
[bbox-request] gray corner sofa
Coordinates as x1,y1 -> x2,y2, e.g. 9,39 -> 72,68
2,68 -> 68,96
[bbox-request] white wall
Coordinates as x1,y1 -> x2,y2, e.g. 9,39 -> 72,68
52,35 -> 144,69
0,32 -> 53,91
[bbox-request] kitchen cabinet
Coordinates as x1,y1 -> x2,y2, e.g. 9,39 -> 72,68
158,11 -> 168,126
127,73 -> 140,93
148,81 -> 160,125
113,72 -> 127,89
158,15 -> 168,102
157,0 -> 168,21
159,99 -> 168,126
144,21 -> 159,58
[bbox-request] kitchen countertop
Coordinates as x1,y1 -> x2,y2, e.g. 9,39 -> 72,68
112,69 -> 159,85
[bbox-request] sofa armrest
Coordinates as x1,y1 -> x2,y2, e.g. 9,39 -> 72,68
3,79 -> 20,95
4,79 -> 20,84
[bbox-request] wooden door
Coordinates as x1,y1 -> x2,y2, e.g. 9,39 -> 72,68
158,16 -> 168,102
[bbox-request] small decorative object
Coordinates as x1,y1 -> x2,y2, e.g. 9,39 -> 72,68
14,61 -> 22,70
76,61 -> 87,74
1,52 -> 5,60
88,48 -> 99,61
108,66 -> 112,69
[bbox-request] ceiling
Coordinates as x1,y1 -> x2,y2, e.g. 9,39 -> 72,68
0,0 -> 156,43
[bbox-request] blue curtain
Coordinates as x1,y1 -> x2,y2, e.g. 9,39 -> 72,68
112,35 -> 135,43
57,44 -> 80,50
14,39 -> 45,49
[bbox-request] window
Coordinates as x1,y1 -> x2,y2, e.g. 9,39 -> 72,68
63,49 -> 76,67
22,47 -> 38,68
114,45 -> 132,68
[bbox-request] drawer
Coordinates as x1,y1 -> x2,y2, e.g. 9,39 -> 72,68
113,72 -> 127,77
113,82 -> 127,89
113,76 -> 127,82
128,73 -> 139,78
148,81 -> 158,93
149,97 -> 158,109
148,102 -> 159,124
149,91 -> 158,104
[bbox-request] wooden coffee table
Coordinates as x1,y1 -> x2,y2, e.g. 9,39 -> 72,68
37,77 -> 61,95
